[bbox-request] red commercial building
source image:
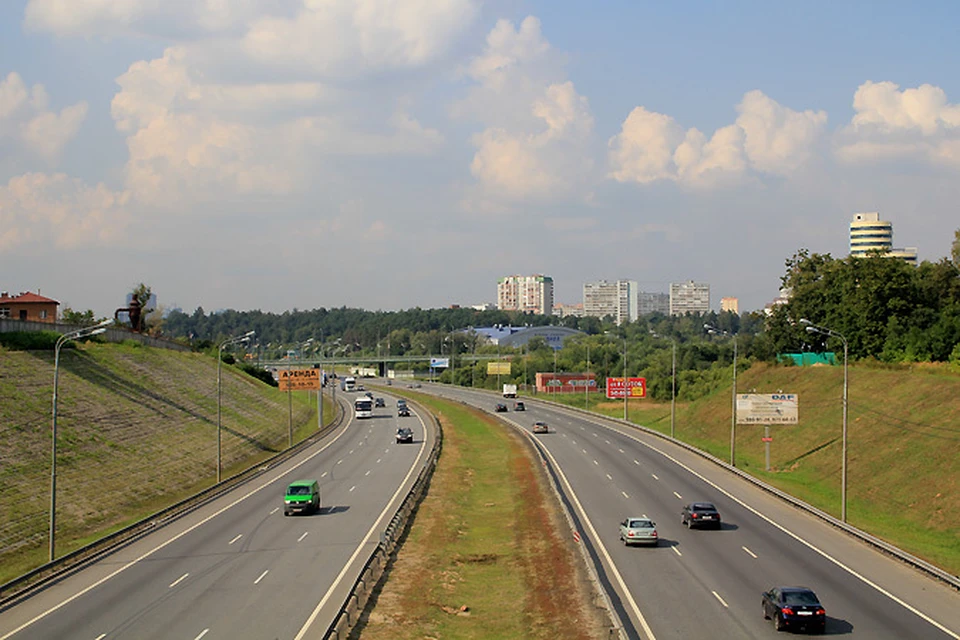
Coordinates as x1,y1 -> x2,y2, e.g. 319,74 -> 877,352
535,372 -> 597,394
0,291 -> 60,323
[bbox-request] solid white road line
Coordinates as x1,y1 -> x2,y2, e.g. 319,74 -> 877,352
254,570 -> 269,585
712,591 -> 729,608
298,532 -> 309,543
168,573 -> 189,588
742,546 -> 758,559
194,630 -> 209,640
229,534 -> 242,545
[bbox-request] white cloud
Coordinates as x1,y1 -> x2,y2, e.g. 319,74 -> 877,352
609,90 -> 825,186
0,72 -> 88,163
837,81 -> 960,169
462,17 -> 594,205
0,173 -> 130,251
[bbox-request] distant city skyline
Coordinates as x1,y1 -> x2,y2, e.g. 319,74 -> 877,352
2,2 -> 959,318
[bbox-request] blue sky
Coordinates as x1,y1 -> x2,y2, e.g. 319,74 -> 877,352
2,1 -> 959,318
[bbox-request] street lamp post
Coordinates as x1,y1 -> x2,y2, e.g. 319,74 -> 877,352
51,319 -> 111,561
705,324 -> 737,465
218,330 -> 255,483
671,339 -> 677,439
623,336 -> 628,422
585,342 -> 590,410
801,319 -> 849,522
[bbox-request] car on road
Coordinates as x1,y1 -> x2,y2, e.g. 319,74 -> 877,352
681,502 -> 721,529
495,403 -> 508,412
398,406 -> 411,417
375,397 -> 386,407
364,391 -> 373,399
762,586 -> 826,634
284,479 -> 320,516
513,401 -> 525,411
619,517 -> 658,546
396,427 -> 414,444
532,421 -> 548,434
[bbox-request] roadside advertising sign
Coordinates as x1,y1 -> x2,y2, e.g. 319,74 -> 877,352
737,393 -> 798,424
430,357 -> 450,369
278,368 -> 321,391
486,362 -> 511,375
605,377 -> 647,399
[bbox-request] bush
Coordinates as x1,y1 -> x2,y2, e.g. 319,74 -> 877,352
0,331 -> 63,350
239,363 -> 278,387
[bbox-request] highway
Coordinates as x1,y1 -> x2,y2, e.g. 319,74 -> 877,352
0,392 -> 432,640
418,382 -> 960,640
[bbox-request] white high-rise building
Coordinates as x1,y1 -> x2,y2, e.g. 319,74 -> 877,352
670,281 -> 710,316
497,275 -> 554,315
582,280 -> 638,325
638,291 -> 669,316
849,212 -> 917,265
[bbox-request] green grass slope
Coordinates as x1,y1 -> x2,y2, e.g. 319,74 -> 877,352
551,362 -> 960,576
0,341 -> 327,582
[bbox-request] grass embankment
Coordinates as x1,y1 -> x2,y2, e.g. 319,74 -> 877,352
357,395 -> 608,640
0,342 -> 331,583
547,362 -> 960,576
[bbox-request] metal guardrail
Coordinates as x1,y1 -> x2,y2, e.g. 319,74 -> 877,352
323,399 -> 442,640
0,393 -> 347,606
517,390 -> 960,593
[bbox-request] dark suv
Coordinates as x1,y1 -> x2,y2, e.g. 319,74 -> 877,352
396,427 -> 414,444
681,502 -> 721,529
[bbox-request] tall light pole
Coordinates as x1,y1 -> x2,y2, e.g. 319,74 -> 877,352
585,342 -> 590,410
622,335 -> 628,421
705,324 -> 737,466
51,319 -> 111,561
218,330 -> 255,483
801,319 -> 849,523
671,339 -> 677,439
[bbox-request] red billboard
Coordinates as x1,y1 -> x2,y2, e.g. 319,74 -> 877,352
605,377 -> 646,399
535,372 -> 597,393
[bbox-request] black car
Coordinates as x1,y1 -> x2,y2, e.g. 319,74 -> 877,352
495,403 -> 508,412
375,397 -> 386,407
398,406 -> 410,417
681,502 -> 721,529
762,586 -> 826,634
514,401 -> 525,411
396,427 -> 414,444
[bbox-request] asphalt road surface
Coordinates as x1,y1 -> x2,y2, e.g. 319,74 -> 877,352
420,381 -> 960,640
0,392 -> 432,640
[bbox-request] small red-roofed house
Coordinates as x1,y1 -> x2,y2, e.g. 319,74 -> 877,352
0,291 -> 60,323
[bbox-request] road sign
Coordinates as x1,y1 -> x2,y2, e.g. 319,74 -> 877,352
278,368 -> 321,391
761,436 -> 773,442
487,362 -> 511,375
430,357 -> 450,368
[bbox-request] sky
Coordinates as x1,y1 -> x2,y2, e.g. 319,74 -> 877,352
3,1 -> 960,318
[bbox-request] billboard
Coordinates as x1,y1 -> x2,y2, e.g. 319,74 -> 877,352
605,377 -> 646,399
487,362 -> 512,375
736,393 -> 798,424
278,368 -> 321,391
430,357 -> 450,369
535,372 -> 597,393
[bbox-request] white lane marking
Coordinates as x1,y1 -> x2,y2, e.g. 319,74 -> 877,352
673,491 -> 683,499
384,448 -> 390,453
95,635 -> 106,640
365,470 -> 371,476
622,491 -> 630,499
269,507 -> 279,515
0,413 -> 361,640
592,433 -> 598,437
672,546 -> 682,557
593,460 -> 599,466
349,486 -> 356,492
633,459 -> 640,465
336,459 -> 343,465
194,630 -> 209,640
743,546 -> 758,559
712,591 -> 729,608
295,414 -> 432,640
605,440 -> 611,444
229,534 -> 242,545
606,474 -> 613,480
609,428 -> 960,640
651,474 -> 659,480
298,532 -> 309,543
168,573 -> 189,588
376,458 -> 382,464
254,570 -> 269,585
619,448 -> 624,453
321,471 -> 328,478
527,430 -> 657,640
582,449 -> 587,454
349,450 -> 354,455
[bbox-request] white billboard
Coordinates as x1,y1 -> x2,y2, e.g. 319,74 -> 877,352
737,393 -> 798,425
430,357 -> 450,368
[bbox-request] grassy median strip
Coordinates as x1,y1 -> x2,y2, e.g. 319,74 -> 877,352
356,396 -> 607,640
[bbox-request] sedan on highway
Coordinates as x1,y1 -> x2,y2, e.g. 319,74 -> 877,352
619,517 -> 658,546
495,403 -> 508,412
396,427 -> 414,444
532,421 -> 549,434
681,502 -> 721,529
762,586 -> 826,634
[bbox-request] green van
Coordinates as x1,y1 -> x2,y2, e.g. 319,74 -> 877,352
284,479 -> 321,516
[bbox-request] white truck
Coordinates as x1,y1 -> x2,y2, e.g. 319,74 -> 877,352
502,384 -> 518,398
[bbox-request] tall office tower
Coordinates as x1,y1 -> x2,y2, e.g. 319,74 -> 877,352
497,275 -> 554,315
670,280 -> 710,316
849,212 -> 917,265
583,280 -> 638,325
638,291 -> 669,316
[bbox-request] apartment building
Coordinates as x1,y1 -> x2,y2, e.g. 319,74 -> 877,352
582,280 -> 637,325
669,281 -> 710,316
497,275 -> 554,316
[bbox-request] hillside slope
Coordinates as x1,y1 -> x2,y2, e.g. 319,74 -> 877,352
0,341 -> 322,581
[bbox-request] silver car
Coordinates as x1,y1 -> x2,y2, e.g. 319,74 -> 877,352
619,517 -> 658,546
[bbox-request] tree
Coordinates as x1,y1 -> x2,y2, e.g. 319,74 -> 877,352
952,228 -> 960,270
60,307 -> 98,327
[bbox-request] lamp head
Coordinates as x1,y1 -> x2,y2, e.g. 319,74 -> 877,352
799,318 -> 812,326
